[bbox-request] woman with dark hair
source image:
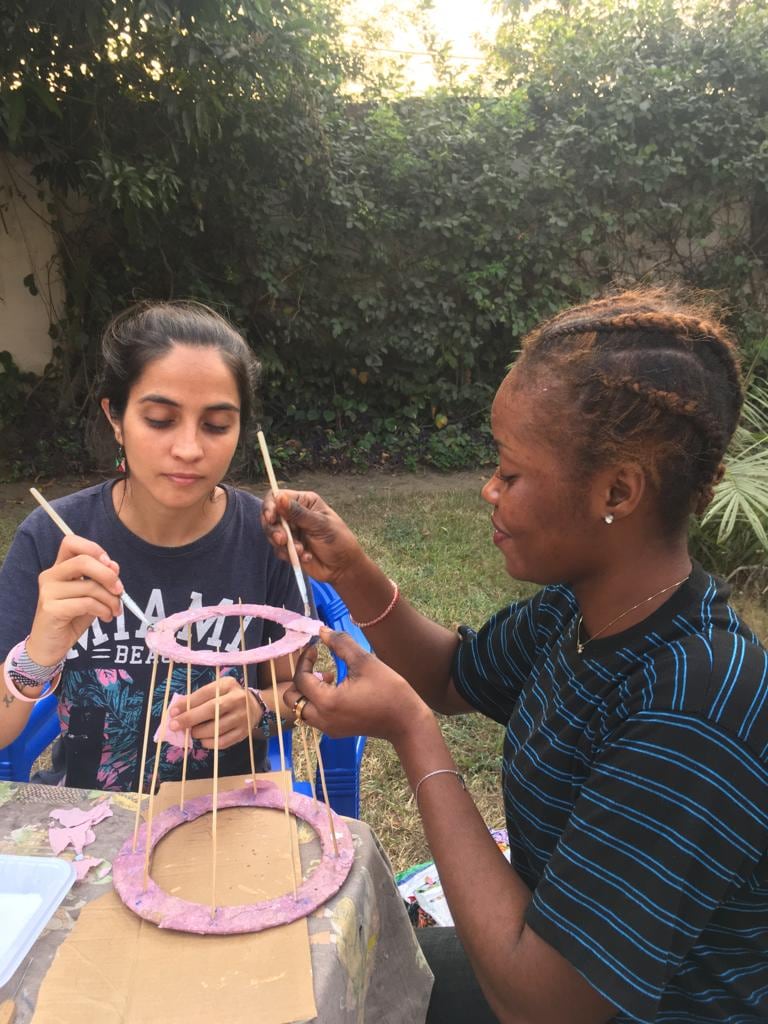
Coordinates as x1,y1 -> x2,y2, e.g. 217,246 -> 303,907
0,301 -> 303,792
264,289 -> 768,1023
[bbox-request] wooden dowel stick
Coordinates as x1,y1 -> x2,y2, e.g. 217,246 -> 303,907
269,658 -> 300,896
133,653 -> 160,851
180,626 -> 192,811
239,601 -> 257,791
30,487 -> 150,627
211,663 -> 221,918
143,659 -> 175,887
256,431 -> 311,616
299,726 -> 317,808
312,727 -> 339,858
288,652 -> 317,808
29,487 -> 71,536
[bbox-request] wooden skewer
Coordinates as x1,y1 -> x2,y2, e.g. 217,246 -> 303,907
312,727 -> 339,858
239,601 -> 257,791
269,658 -> 300,896
29,487 -> 72,536
298,724 -> 317,809
143,659 -> 175,887
211,662 -> 221,919
288,652 -> 317,808
133,653 -> 160,851
180,625 -> 193,811
286,630 -> 336,855
256,431 -> 311,617
29,487 -> 150,627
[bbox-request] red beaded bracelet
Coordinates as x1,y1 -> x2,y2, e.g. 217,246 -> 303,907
350,579 -> 400,629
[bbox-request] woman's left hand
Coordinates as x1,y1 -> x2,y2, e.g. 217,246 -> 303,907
283,626 -> 433,744
168,676 -> 259,749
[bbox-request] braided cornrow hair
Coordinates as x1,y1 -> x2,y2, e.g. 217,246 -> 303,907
515,288 -> 743,531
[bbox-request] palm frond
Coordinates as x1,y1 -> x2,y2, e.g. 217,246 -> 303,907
738,377 -> 768,437
704,440 -> 768,552
701,378 -> 768,553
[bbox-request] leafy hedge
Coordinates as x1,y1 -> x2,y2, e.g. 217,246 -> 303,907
1,0 -> 767,478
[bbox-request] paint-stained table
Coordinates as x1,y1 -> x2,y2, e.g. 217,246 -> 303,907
0,781 -> 432,1023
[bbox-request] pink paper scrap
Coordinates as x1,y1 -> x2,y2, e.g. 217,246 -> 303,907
153,692 -> 191,750
49,800 -> 112,829
48,799 -> 112,855
74,856 -> 105,882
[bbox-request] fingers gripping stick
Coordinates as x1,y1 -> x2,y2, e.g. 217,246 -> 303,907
29,487 -> 151,628
256,431 -> 312,617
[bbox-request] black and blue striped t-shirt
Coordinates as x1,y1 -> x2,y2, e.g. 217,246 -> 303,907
453,562 -> 768,1023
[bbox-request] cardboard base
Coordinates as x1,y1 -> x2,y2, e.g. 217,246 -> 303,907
31,775 -> 316,1024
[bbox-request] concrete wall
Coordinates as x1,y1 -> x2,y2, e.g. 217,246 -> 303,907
0,156 -> 62,374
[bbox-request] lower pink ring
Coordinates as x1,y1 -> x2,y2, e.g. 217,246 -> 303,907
113,783 -> 354,934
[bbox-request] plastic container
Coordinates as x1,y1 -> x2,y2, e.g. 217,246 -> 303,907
0,854 -> 76,987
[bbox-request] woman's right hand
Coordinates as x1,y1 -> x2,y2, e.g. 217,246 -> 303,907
27,535 -> 124,667
261,490 -> 365,585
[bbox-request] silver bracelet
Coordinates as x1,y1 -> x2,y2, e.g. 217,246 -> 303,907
413,768 -> 466,809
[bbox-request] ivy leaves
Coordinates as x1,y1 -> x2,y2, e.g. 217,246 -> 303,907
0,0 -> 766,507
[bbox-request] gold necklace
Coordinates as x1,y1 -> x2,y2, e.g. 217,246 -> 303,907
576,570 -> 691,654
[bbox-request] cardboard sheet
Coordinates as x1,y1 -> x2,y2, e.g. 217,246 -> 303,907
31,774 -> 316,1023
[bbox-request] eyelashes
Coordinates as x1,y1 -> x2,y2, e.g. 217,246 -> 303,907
145,419 -> 231,434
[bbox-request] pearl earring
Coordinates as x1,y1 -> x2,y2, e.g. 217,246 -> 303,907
603,513 -> 615,525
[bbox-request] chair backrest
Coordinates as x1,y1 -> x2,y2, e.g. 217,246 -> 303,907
0,694 -> 60,783
268,579 -> 370,817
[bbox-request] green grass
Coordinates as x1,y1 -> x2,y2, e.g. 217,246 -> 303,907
310,481 -> 535,871
2,475 -> 766,874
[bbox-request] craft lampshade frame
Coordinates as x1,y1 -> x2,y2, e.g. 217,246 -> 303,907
112,603 -> 355,935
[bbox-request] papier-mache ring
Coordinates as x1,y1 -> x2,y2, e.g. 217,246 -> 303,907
144,603 -> 323,666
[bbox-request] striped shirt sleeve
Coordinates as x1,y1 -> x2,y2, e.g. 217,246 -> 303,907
525,711 -> 768,1022
453,587 -> 575,725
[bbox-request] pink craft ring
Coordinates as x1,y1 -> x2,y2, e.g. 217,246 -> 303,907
144,603 -> 323,666
113,783 -> 354,934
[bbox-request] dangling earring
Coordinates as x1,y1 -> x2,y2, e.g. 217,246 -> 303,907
603,513 -> 614,525
115,444 -> 126,474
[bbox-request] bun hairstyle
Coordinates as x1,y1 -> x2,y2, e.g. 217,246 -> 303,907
98,300 -> 260,426
515,288 -> 743,530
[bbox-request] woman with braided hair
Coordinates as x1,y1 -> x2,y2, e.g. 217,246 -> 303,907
264,288 -> 768,1024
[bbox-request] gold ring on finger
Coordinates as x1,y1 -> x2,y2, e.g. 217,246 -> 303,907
293,696 -> 308,722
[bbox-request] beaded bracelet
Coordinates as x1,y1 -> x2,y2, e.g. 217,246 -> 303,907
247,687 -> 289,737
248,687 -> 272,737
350,579 -> 400,629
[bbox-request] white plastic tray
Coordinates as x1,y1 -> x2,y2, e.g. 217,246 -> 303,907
0,854 -> 76,988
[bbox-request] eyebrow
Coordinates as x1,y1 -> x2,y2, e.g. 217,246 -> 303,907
138,394 -> 240,413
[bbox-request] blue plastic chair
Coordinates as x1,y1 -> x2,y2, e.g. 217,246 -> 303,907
268,579 -> 370,818
1,580 -> 369,816
0,694 -> 60,783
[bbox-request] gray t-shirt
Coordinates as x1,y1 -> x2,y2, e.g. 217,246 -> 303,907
0,481 -> 301,791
